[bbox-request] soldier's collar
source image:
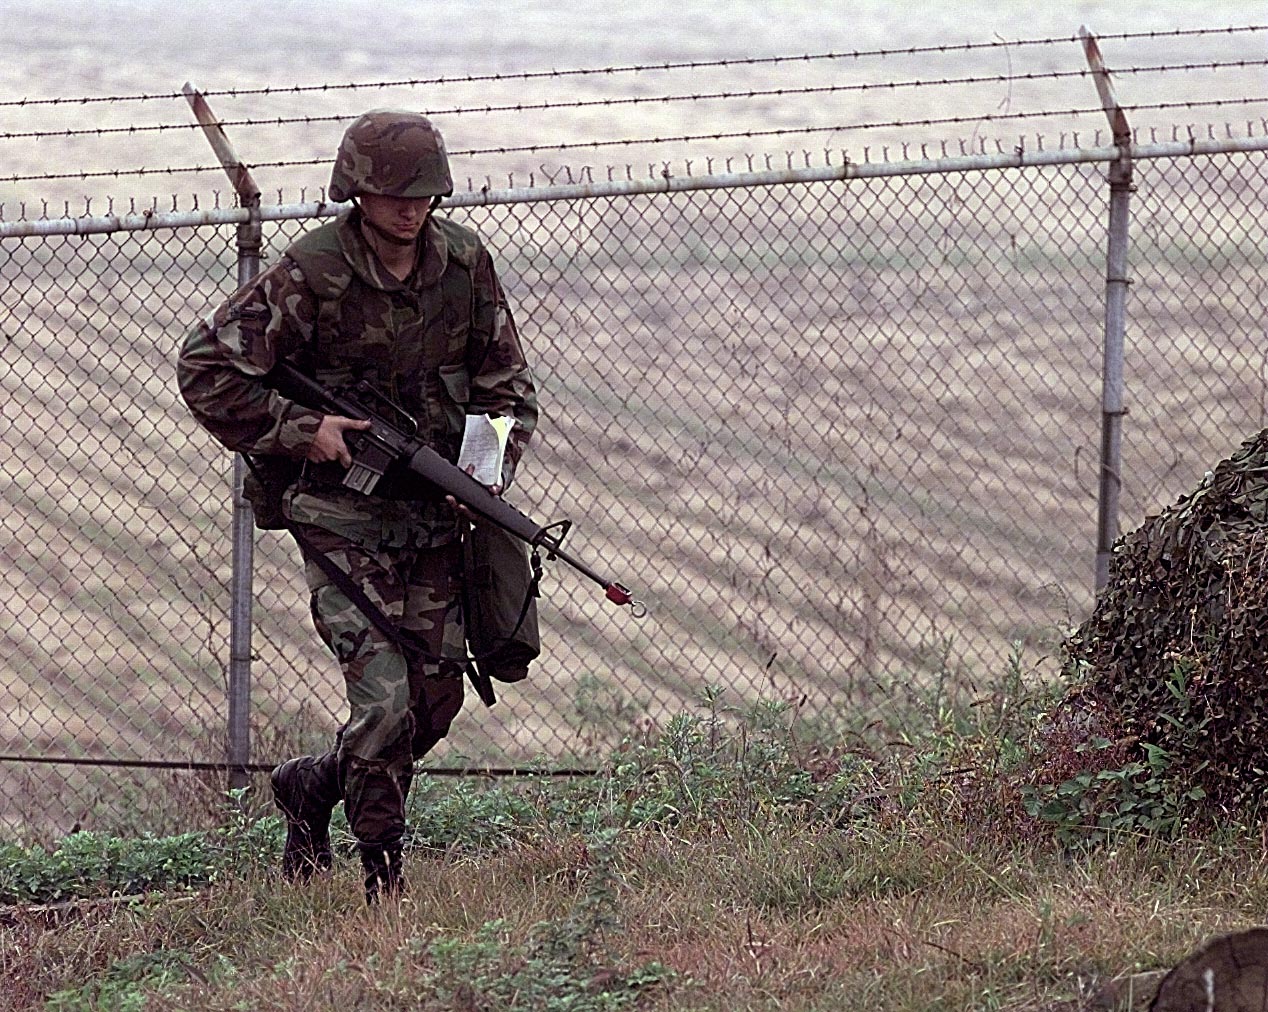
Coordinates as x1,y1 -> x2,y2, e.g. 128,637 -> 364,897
337,210 -> 448,292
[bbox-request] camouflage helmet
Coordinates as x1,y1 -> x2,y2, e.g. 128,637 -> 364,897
328,109 -> 454,203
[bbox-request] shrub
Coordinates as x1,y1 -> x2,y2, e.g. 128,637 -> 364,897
1058,428 -> 1268,816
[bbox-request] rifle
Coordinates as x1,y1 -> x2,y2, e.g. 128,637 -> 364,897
266,360 -> 645,617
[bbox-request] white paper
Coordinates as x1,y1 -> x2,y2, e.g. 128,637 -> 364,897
457,414 -> 516,486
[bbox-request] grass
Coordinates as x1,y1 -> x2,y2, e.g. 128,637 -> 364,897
3,681 -> 1265,1012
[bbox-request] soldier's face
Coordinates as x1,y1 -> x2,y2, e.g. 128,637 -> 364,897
358,193 -> 432,242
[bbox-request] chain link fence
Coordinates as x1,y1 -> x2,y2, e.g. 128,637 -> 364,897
2,143 -> 1265,842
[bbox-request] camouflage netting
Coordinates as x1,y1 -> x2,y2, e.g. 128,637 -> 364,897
1061,428 -> 1268,813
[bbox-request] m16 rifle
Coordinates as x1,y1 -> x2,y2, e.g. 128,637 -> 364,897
267,360 -> 645,617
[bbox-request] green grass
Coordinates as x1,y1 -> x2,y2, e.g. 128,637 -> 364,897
3,683 -> 1264,1012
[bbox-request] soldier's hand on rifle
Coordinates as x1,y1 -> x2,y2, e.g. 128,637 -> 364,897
308,415 -> 373,468
447,464 -> 501,521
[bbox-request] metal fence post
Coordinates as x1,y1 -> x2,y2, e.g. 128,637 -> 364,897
226,219 -> 261,791
1081,28 -> 1135,594
184,85 -> 265,791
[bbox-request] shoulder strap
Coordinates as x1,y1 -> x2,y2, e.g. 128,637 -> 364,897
286,221 -> 352,367
239,455 -> 496,704
430,216 -> 496,376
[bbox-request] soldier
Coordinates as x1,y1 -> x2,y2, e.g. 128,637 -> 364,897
177,109 -> 538,903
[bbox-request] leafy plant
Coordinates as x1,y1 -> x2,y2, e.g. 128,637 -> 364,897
0,791 -> 280,904
44,950 -> 201,1011
1020,735 -> 1207,846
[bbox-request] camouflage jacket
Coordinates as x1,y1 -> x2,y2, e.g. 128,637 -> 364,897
177,209 -> 538,503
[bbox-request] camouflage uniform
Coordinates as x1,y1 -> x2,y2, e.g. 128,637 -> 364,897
176,110 -> 537,899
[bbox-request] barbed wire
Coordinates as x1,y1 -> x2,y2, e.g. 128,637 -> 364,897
443,96 -> 1265,159
4,101 -> 1264,186
1,119 -> 1263,220
0,25 -> 1263,109
3,60 -> 1266,144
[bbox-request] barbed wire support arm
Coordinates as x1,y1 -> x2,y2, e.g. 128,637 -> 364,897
1081,27 -> 1135,595
183,83 -> 263,792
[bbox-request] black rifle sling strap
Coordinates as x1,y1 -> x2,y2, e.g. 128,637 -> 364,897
240,454 -> 500,707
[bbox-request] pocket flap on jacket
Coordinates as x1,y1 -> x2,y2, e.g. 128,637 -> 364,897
438,363 -> 470,404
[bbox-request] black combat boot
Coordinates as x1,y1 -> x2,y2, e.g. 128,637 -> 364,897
358,843 -> 404,905
270,753 -> 341,882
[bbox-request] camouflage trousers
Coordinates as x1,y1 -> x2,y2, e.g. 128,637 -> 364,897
283,488 -> 467,849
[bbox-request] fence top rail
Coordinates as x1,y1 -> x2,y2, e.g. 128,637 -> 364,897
3,133 -> 1266,240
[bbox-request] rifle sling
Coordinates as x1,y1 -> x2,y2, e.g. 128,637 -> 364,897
241,453 -> 523,708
